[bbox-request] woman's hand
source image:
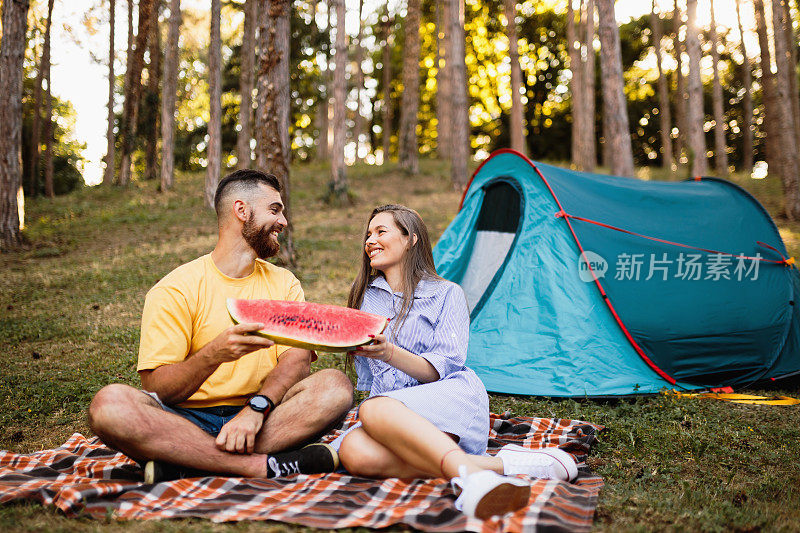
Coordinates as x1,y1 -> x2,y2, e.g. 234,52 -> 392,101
351,334 -> 440,383
351,334 -> 395,363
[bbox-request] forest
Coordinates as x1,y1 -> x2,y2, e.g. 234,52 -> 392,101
3,0 -> 800,252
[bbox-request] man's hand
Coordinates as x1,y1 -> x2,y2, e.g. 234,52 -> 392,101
139,323 -> 275,406
215,407 -> 265,454
203,323 -> 275,365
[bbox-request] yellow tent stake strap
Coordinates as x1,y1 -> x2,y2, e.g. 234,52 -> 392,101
663,390 -> 800,406
729,397 -> 800,406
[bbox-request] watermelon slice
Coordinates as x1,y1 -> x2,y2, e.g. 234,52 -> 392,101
226,298 -> 388,352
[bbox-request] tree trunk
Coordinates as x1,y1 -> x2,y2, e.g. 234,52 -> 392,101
598,0 -> 609,170
581,0 -> 596,171
448,0 -> 469,190
326,0 -> 349,201
128,0 -> 135,57
596,0 -> 634,177
255,0 -> 288,173
754,0 -> 781,177
144,2 -> 163,182
504,0 -> 525,155
206,0 -> 221,208
684,0 -> 707,176
28,2 -> 52,195
237,0 -> 257,166
43,0 -> 55,198
673,0 -> 686,164
436,0 -> 451,159
0,0 -> 29,250
119,0 -> 155,185
708,1 -> 727,176
735,0 -> 754,172
770,0 -> 800,218
650,0 -> 673,170
353,0 -> 365,161
119,0 -> 134,183
160,0 -> 181,191
755,0 -> 800,219
104,0 -> 117,186
779,0 -> 800,157
254,0 -> 295,261
370,96 -> 379,153
367,93 -> 381,154
567,0 -> 584,169
382,15 -> 394,163
274,7 -> 294,258
272,0 -> 291,176
317,0 -> 331,161
398,0 -> 421,174
782,0 -> 800,147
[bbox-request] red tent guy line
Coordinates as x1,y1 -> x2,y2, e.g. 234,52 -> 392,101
457,149 -> 677,385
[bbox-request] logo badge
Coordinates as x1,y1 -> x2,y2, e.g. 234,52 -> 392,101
578,251 -> 607,282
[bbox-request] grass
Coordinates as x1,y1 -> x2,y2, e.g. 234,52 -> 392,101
1,159 -> 799,532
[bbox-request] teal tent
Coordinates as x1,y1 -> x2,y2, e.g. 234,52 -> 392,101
433,150 -> 800,397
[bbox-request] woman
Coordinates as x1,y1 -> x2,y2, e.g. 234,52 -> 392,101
336,205 -> 578,520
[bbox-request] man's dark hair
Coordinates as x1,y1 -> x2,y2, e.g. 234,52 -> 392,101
214,170 -> 281,218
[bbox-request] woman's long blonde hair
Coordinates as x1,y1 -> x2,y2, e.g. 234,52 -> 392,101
347,205 -> 442,351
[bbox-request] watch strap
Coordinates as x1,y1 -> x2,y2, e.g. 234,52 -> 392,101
262,395 -> 275,413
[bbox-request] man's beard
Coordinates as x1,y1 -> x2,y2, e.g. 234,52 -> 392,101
242,213 -> 281,259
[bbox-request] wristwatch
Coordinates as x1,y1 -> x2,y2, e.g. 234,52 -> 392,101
247,394 -> 275,416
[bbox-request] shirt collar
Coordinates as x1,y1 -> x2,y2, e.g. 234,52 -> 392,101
368,275 -> 441,298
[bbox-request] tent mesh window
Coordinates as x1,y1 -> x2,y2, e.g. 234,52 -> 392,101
460,180 -> 521,312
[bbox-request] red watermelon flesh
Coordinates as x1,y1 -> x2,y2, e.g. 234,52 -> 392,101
227,299 -> 388,352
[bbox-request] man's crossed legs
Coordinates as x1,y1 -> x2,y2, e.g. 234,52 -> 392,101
88,369 -> 353,480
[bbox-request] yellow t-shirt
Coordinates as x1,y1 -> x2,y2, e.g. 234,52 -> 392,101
137,254 -> 304,408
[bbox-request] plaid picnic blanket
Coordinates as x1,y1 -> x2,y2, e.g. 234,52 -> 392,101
0,411 -> 604,532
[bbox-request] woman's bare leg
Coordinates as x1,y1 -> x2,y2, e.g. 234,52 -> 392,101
352,396 -> 504,479
340,397 -> 533,519
339,427 -> 430,478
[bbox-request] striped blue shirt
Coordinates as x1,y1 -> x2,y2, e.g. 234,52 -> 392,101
354,276 -> 470,395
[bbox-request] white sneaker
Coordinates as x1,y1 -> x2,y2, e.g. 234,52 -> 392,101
451,466 -> 531,520
496,444 -> 578,482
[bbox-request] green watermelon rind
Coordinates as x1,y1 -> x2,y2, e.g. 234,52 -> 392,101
226,298 -> 387,352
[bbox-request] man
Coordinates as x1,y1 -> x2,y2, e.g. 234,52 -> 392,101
89,170 -> 354,481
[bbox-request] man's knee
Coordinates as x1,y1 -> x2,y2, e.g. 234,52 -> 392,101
306,369 -> 354,410
88,383 -> 149,435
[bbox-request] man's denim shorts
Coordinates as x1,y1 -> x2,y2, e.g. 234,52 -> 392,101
143,390 -> 244,436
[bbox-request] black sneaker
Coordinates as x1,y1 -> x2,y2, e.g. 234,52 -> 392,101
266,443 -> 339,478
142,460 -> 217,484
